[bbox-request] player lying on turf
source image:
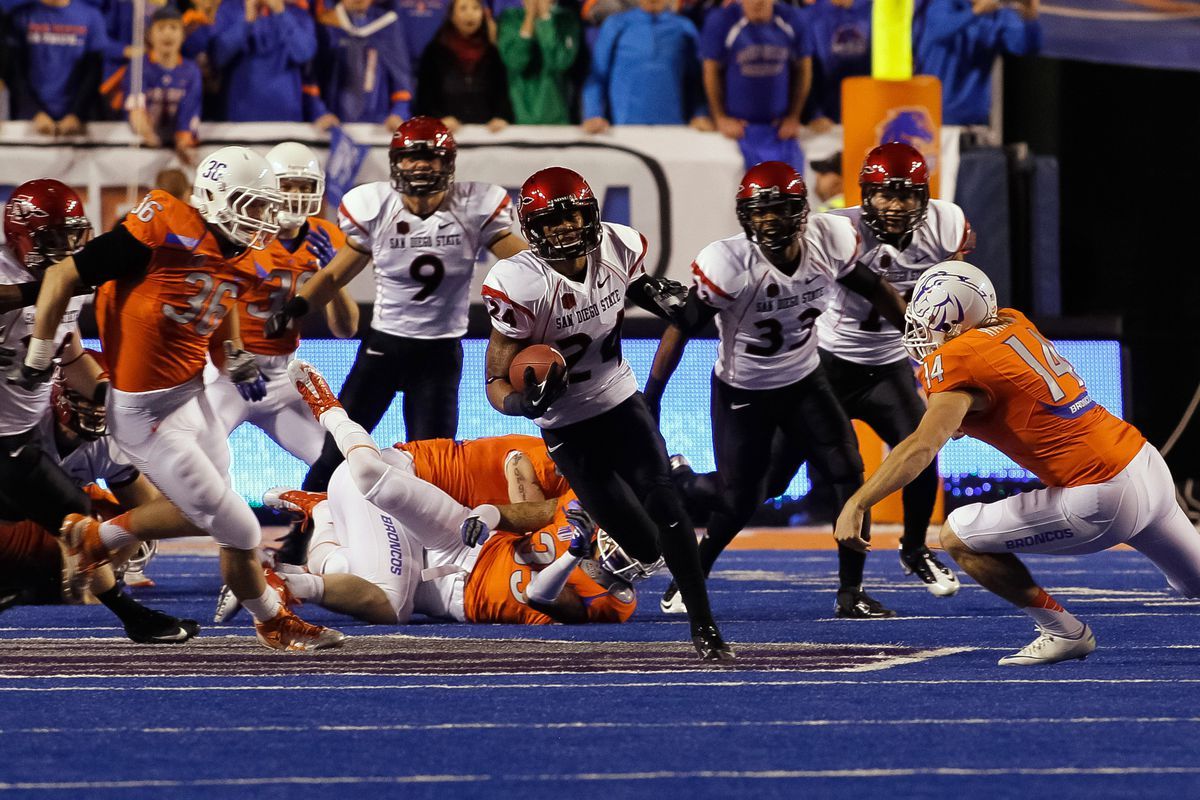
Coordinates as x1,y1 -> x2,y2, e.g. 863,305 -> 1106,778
215,364 -> 651,625
834,261 -> 1200,665
0,374 -> 194,641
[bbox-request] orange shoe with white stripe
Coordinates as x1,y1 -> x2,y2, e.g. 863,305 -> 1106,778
59,513 -> 112,596
287,359 -> 340,421
255,607 -> 345,651
262,487 -> 328,520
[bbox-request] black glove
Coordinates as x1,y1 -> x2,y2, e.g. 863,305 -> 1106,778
506,362 -> 568,419
264,296 -> 310,339
630,274 -> 690,325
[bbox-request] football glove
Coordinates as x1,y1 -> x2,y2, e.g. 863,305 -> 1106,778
264,296 -> 310,339
564,502 -> 596,559
630,274 -> 690,326
305,226 -> 337,267
513,362 -> 568,419
224,341 -> 267,402
460,513 -> 492,548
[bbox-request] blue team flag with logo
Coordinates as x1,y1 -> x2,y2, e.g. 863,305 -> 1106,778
325,126 -> 370,208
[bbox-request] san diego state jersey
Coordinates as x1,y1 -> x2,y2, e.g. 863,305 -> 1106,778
239,217 -> 346,356
692,214 -> 859,390
481,222 -> 648,428
818,199 -> 971,365
0,247 -> 85,436
339,180 -> 513,339
36,412 -> 139,488
95,190 -> 262,393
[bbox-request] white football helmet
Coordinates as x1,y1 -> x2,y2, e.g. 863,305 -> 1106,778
190,146 -> 284,250
266,142 -> 325,229
596,527 -> 665,584
902,261 -> 998,360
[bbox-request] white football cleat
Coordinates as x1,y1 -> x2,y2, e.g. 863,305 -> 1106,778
900,547 -> 960,597
213,584 -> 242,623
998,625 -> 1096,666
660,582 -> 688,614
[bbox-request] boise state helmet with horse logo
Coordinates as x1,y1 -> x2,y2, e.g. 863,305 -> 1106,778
902,261 -> 998,360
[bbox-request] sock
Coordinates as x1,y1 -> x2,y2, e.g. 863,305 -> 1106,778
1022,589 -> 1085,637
283,572 -> 325,602
319,406 -> 380,459
242,586 -> 283,623
99,513 -> 139,552
96,585 -> 150,624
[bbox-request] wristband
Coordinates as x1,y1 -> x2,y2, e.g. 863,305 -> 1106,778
283,295 -> 310,318
24,337 -> 57,370
18,282 -> 39,307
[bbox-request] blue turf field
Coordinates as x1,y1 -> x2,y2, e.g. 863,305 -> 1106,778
2,548 -> 1199,799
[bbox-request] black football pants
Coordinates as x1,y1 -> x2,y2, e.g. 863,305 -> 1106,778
0,425 -> 91,531
542,394 -> 716,631
302,331 -> 462,492
706,368 -> 870,589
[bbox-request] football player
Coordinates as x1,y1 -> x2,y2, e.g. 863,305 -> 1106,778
817,142 -> 972,596
0,374 -> 194,642
20,148 -> 344,651
204,142 -> 359,465
0,181 -> 199,642
643,161 -> 907,619
261,117 -> 528,501
233,363 -> 643,626
835,262 -> 1200,664
480,167 -> 733,660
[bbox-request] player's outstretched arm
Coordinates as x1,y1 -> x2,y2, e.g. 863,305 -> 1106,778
487,231 -> 528,260
19,257 -> 85,385
485,328 -> 525,413
643,290 -> 718,421
838,262 -> 907,330
59,336 -> 107,403
323,287 -> 360,339
265,243 -> 371,338
495,499 -> 559,532
834,390 -> 973,552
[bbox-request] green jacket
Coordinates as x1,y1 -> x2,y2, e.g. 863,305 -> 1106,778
497,6 -> 580,125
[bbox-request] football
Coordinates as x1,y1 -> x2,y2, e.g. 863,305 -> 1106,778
509,344 -> 566,392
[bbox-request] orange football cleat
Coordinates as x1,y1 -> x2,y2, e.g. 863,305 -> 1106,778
255,607 -> 345,651
263,564 -> 301,611
287,359 -> 341,420
59,514 -> 112,596
262,487 -> 328,521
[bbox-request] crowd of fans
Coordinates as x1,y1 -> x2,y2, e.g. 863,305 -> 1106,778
0,0 -> 1040,164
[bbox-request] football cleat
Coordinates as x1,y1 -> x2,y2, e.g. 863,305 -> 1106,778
835,587 -> 897,619
124,608 -> 200,645
59,513 -> 111,596
691,623 -> 736,662
213,584 -> 242,623
255,607 -> 345,652
900,546 -> 960,597
262,487 -> 328,519
121,568 -> 155,588
660,581 -> 688,615
263,564 -> 301,611
998,625 -> 1096,666
287,359 -> 341,421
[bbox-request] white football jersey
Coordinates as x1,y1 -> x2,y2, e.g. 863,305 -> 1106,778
694,215 -> 860,391
37,412 -> 139,488
817,199 -> 970,365
339,180 -> 514,339
0,248 -> 87,437
482,222 -> 648,428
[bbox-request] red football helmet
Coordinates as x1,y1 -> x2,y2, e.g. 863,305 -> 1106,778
859,142 -> 930,241
389,116 -> 457,196
52,349 -> 108,441
4,179 -> 92,272
735,161 -> 809,256
518,167 -> 602,260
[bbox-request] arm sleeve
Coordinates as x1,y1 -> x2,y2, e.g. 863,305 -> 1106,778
539,10 -> 579,73
479,186 -> 515,246
277,5 -> 317,65
73,223 -> 155,287
381,23 -> 414,118
337,184 -> 380,244
497,12 -> 533,73
698,11 -> 727,63
481,266 -> 539,340
917,0 -> 976,47
211,0 -> 249,68
174,61 -> 203,136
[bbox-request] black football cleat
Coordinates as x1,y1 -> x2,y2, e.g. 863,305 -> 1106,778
0,590 -> 19,614
691,623 -> 736,662
834,587 -> 897,619
124,608 -> 201,644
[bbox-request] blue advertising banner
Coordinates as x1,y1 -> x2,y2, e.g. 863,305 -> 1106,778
1040,1 -> 1200,71
324,126 -> 370,208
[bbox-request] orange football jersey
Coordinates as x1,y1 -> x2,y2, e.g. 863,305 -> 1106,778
237,217 -> 346,355
920,308 -> 1145,488
463,492 -> 638,624
95,190 -> 265,392
397,434 -> 569,508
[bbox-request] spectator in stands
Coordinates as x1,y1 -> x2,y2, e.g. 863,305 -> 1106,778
803,0 -> 870,131
211,0 -> 321,122
124,7 -> 201,164
496,0 -> 578,125
809,151 -> 843,211
413,0 -> 512,131
181,0 -> 223,120
8,0 -> 112,135
700,0 -> 810,168
581,0 -> 710,133
393,0 -> 451,71
915,0 -> 1041,126
313,0 -> 412,129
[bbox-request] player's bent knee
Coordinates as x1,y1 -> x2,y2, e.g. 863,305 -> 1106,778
939,521 -> 968,557
205,491 -> 261,550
